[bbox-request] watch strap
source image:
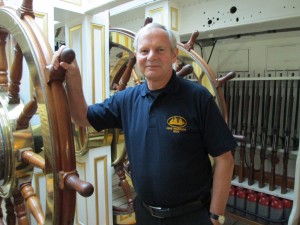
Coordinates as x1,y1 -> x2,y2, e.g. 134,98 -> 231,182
209,212 -> 225,224
210,213 -> 219,220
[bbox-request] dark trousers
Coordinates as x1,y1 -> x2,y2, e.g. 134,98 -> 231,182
133,196 -> 213,225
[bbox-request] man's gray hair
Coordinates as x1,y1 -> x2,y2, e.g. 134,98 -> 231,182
133,23 -> 177,52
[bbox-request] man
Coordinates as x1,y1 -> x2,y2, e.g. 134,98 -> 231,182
53,23 -> 236,225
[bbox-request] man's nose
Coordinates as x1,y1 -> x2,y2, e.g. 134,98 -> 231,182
147,49 -> 157,60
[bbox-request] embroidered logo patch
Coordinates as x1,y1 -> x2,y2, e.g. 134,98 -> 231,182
166,116 -> 187,133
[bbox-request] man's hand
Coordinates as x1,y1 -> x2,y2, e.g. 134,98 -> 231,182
52,45 -> 81,81
52,45 -> 66,70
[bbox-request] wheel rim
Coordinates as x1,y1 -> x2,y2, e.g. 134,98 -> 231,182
176,43 -> 228,119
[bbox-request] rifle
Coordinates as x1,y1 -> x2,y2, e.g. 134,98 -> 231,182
248,80 -> 260,185
221,74 -> 231,129
215,71 -> 236,125
259,79 -> 271,188
281,80 -> 294,194
269,80 -> 282,191
292,79 -> 300,150
280,79 -> 289,148
232,81 -> 240,136
230,80 -> 236,132
239,80 -> 250,183
231,80 -> 240,178
270,79 -> 277,145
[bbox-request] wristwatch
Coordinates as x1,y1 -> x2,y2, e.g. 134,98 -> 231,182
209,213 -> 225,224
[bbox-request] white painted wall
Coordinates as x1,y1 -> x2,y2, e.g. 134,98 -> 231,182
110,0 -> 300,76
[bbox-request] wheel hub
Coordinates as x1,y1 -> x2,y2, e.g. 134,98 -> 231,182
0,94 -> 34,199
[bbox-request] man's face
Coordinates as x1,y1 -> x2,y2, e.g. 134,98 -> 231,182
135,28 -> 178,83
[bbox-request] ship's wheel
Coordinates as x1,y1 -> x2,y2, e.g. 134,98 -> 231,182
0,1 -> 93,224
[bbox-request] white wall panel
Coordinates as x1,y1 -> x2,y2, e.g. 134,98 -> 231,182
76,146 -> 112,225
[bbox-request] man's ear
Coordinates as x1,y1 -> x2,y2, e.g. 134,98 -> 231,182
172,48 -> 178,63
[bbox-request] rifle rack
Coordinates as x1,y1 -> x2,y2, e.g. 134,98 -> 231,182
220,70 -> 300,225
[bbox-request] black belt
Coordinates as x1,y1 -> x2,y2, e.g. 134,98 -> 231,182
142,196 -> 209,218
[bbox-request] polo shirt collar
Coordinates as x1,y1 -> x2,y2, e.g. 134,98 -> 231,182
141,70 -> 179,97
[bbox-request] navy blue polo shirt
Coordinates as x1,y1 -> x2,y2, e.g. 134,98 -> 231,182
87,71 -> 237,207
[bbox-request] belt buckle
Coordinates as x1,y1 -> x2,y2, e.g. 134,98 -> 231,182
148,206 -> 165,219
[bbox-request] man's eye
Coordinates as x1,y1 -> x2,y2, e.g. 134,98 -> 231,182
140,49 -> 148,54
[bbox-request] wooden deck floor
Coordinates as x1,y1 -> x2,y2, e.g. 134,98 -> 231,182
224,212 -> 263,225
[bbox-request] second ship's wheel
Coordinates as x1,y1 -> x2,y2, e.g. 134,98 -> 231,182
0,1 -> 93,225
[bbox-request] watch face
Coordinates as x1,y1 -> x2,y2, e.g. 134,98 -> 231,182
218,215 -> 225,224
210,213 -> 226,224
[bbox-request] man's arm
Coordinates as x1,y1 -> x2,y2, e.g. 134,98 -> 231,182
210,151 -> 234,225
52,46 -> 90,127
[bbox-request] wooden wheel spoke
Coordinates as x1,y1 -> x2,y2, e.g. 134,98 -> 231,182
110,56 -> 129,90
17,0 -> 34,19
16,95 -> 38,130
59,170 -> 94,197
5,198 -> 16,225
20,182 -> 44,225
17,148 -> 45,171
8,43 -> 23,104
143,17 -> 153,26
176,64 -> 194,78
116,164 -> 133,204
183,30 -> 199,51
0,29 -> 8,91
13,190 -> 30,225
117,56 -> 136,91
215,71 -> 236,88
0,197 -> 4,225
